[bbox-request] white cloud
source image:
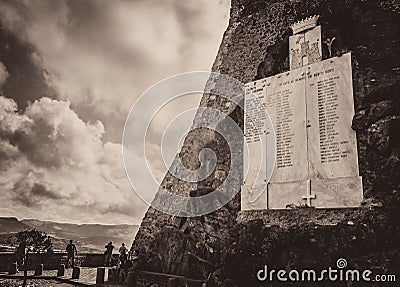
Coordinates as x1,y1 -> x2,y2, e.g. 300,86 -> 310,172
0,96 -> 147,224
0,0 -> 230,141
0,0 -> 230,224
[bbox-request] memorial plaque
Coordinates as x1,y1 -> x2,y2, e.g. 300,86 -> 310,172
243,53 -> 363,210
268,181 -> 308,209
306,53 -> 359,179
312,177 -> 363,208
265,69 -> 308,183
241,185 -> 267,210
242,79 -> 269,210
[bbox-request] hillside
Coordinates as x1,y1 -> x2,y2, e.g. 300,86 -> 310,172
0,217 -> 30,233
0,217 -> 139,253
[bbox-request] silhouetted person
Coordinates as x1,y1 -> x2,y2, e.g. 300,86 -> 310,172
117,243 -> 128,282
119,243 -> 127,263
104,241 -> 114,266
66,240 -> 77,268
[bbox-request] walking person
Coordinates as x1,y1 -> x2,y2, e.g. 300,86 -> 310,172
66,240 -> 77,268
104,241 -> 114,267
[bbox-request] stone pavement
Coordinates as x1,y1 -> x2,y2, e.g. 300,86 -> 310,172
0,278 -> 78,287
0,267 -> 124,287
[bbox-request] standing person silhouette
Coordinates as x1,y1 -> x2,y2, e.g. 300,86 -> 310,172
117,243 -> 128,282
66,240 -> 77,268
118,243 -> 127,263
104,241 -> 114,267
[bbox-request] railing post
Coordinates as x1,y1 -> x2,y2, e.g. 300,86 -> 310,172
34,264 -> 43,276
8,262 -> 17,275
108,267 -> 117,282
72,266 -> 80,279
57,264 -> 65,276
96,267 -> 105,284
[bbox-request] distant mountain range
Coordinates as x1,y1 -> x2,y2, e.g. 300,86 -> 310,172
0,217 -> 30,233
0,217 -> 139,253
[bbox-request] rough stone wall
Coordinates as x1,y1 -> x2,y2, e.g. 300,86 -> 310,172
132,0 -> 400,285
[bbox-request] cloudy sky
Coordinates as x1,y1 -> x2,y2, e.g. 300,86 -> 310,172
0,0 -> 230,224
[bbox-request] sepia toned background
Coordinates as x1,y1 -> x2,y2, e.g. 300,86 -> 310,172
0,0 -> 230,225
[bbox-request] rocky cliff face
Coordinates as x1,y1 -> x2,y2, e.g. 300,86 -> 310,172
132,0 -> 400,285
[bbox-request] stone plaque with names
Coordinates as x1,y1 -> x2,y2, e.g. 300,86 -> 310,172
306,53 -> 359,179
242,53 -> 363,210
242,79 -> 269,210
265,69 -> 308,183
